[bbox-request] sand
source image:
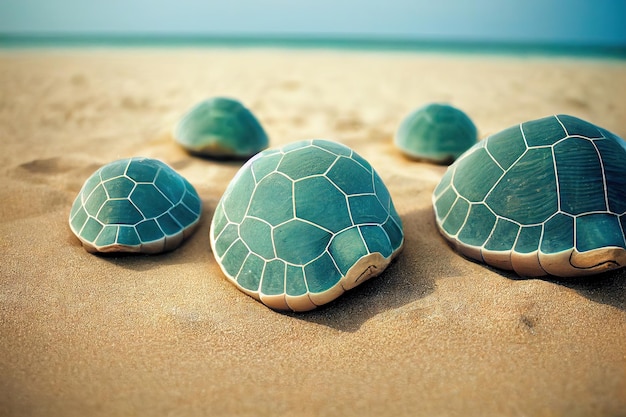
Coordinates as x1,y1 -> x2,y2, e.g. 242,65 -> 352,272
0,48 -> 625,417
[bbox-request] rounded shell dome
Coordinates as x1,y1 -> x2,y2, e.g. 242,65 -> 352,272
174,97 -> 269,158
210,139 -> 404,311
395,103 -> 477,164
433,114 -> 626,277
69,157 -> 202,254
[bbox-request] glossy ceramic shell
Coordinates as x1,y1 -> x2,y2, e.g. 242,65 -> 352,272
395,103 -> 477,164
174,97 -> 269,158
433,114 -> 626,277
69,157 -> 202,254
210,139 -> 404,311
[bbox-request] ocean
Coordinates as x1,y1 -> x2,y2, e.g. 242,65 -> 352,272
1,33 -> 625,60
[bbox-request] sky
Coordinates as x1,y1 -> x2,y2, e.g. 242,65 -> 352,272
1,0 -> 625,46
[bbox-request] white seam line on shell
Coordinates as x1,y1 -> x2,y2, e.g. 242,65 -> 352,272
433,184 -> 453,219
379,223 -> 394,251
298,264 -> 312,296
269,225 -> 278,263
154,216 -> 167,236
481,149 -> 505,202
249,162 -> 257,184
452,195 -> 472,239
478,204 -> 500,250
114,225 -> 121,244
482,135 -> 530,204
351,154 -> 371,174
236,231 -> 253,257
573,213 -> 578,251
566,209 -> 614,216
350,192 -> 377,198
92,189 -> 109,226
550,144 -> 561,213
123,158 -> 132,177
102,177 -> 112,200
302,249 -> 329,268
230,242 -> 247,280
213,208 -> 232,244
323,154 -> 340,176
92,218 -> 106,246
268,223 -> 278,260
234,251 -> 252,284
589,139 -> 610,212
128,191 -> 146,221
179,200 -> 198,221
355,224 -> 369,256
291,177 -> 302,225
483,136 -> 505,172
439,194 -> 459,225
325,247 -> 344,279
280,262 -> 288,300
482,216 -> 506,250
256,260 -> 267,294
554,114 -> 568,137
83,170 -> 104,206
346,194 -> 355,226
219,234 -> 240,261
519,122 -> 529,148
383,211 -> 404,231
510,222 -> 524,255
242,168 -> 261,221
298,217 -> 334,235
168,199 -> 184,228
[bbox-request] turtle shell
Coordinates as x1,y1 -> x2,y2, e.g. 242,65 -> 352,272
433,114 -> 626,277
69,157 -> 202,254
210,139 -> 404,311
174,97 -> 269,158
395,103 -> 477,164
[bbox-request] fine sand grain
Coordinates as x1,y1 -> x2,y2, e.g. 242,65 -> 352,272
1,48 -> 625,417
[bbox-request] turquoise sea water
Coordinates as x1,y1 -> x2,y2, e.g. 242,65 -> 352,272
1,34 -> 625,60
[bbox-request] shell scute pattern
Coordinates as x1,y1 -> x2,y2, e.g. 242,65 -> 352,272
295,177 -> 351,232
433,114 -> 626,277
210,139 -> 404,311
485,125 -> 527,170
278,145 -> 336,179
69,157 -> 202,254
394,103 -> 478,164
174,97 -> 269,159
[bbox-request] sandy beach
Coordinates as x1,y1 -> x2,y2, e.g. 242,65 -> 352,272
1,48 -> 625,416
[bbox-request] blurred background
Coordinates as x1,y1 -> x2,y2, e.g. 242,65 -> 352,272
1,0 -> 625,50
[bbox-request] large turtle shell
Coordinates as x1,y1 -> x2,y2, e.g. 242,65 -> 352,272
174,97 -> 269,158
69,157 -> 202,254
395,103 -> 477,164
433,114 -> 626,277
210,139 -> 404,311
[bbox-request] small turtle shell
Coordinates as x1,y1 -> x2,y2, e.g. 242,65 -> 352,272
69,157 -> 202,254
433,114 -> 626,277
174,97 -> 269,159
210,139 -> 404,311
395,103 -> 477,164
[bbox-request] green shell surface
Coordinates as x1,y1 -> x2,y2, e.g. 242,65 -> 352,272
395,103 -> 477,163
174,97 -> 269,158
210,139 -> 404,311
69,157 -> 202,254
433,114 -> 626,277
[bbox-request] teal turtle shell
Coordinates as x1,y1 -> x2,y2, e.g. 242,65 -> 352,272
433,114 -> 626,277
174,97 -> 269,158
395,103 -> 477,164
210,139 -> 404,311
69,157 -> 202,254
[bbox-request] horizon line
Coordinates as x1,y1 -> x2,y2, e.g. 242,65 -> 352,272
1,32 -> 625,58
